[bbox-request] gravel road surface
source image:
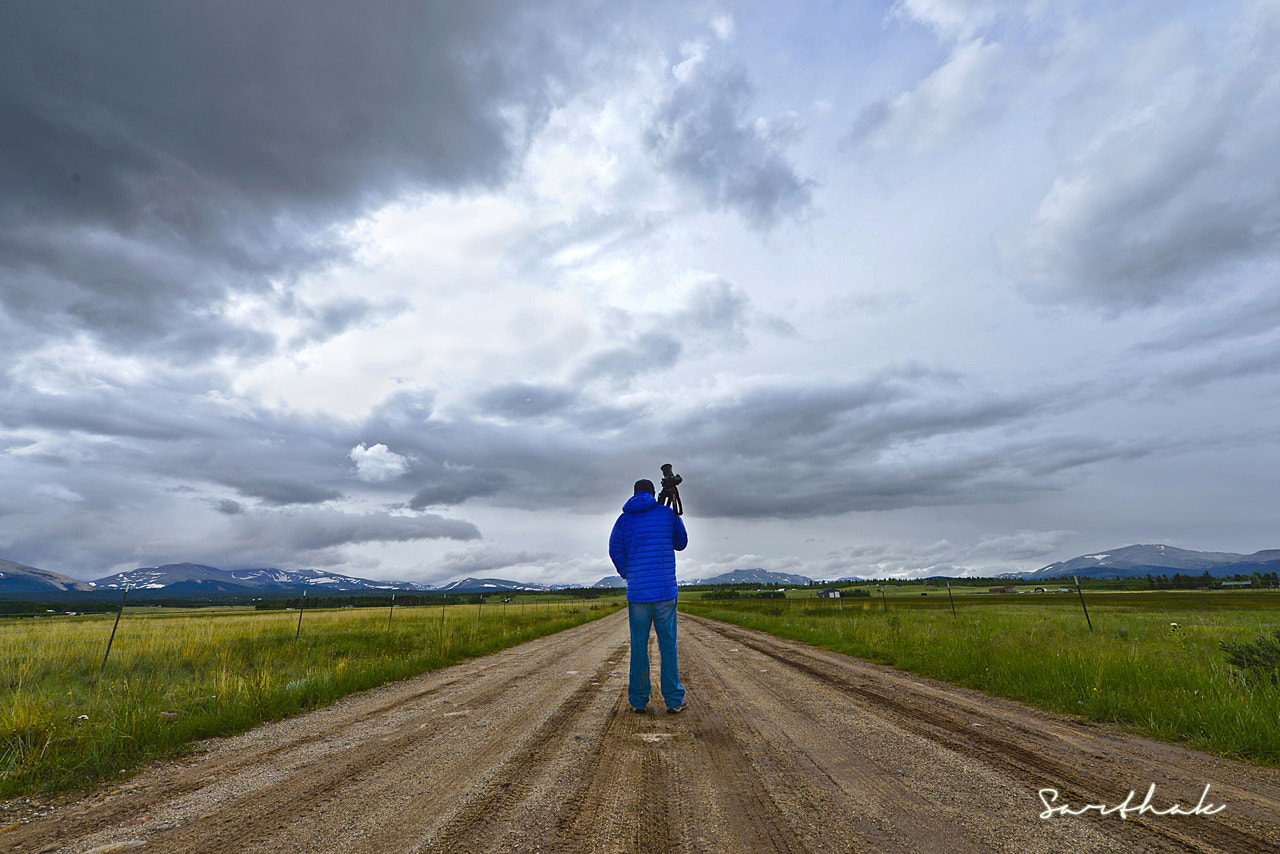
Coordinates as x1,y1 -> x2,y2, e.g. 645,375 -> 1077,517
4,609 -> 1278,852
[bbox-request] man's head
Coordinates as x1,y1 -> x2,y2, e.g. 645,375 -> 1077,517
634,479 -> 656,495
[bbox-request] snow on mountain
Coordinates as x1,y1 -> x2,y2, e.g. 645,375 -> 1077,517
684,568 -> 815,586
432,577 -> 551,594
91,563 -> 415,592
1028,544 -> 1280,579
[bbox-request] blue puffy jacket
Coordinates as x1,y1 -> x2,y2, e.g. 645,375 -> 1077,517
609,491 -> 688,603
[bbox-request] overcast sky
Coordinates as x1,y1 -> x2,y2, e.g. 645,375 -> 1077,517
3,0 -> 1280,586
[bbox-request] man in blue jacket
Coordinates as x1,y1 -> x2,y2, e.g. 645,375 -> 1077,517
609,478 -> 689,714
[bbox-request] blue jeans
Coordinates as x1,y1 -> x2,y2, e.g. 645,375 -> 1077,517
628,599 -> 685,709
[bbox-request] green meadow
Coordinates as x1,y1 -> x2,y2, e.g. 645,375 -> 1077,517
682,590 -> 1280,766
0,597 -> 622,799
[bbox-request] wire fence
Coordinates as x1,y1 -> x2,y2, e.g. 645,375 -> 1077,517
0,594 -> 610,675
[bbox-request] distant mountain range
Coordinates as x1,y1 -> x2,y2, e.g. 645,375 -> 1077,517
0,559 -> 95,593
684,568 -> 816,586
591,568 -> 815,589
1026,544 -> 1280,580
92,563 -> 418,593
8,543 -> 1273,596
0,560 -> 555,596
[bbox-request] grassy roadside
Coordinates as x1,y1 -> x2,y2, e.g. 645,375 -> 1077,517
681,594 -> 1280,766
1,599 -> 621,799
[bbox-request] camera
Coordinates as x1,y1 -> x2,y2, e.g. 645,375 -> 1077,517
658,463 -> 683,515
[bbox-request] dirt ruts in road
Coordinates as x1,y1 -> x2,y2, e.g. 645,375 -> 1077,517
4,610 -> 1278,853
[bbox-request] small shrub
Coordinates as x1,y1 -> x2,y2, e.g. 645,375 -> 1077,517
1221,629 -> 1280,686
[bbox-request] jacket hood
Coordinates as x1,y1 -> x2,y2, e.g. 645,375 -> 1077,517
622,492 -> 659,514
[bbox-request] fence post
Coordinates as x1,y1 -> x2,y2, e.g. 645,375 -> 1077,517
101,586 -> 129,670
295,589 -> 307,640
387,593 -> 396,630
879,586 -> 887,612
947,581 -> 957,617
439,600 -> 447,654
1073,576 -> 1093,631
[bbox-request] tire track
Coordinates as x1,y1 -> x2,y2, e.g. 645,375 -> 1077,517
136,637 -> 630,853
690,614 -> 1280,854
405,641 -> 629,851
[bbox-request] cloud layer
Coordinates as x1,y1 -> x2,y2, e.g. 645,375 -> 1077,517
4,1 -> 1279,584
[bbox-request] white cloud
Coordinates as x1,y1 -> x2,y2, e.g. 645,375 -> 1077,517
892,0 -> 1034,42
711,15 -> 735,42
852,37 -> 1010,151
349,443 -> 410,482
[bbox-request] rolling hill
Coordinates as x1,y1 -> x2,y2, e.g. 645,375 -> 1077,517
0,559 -> 95,593
1028,544 -> 1280,580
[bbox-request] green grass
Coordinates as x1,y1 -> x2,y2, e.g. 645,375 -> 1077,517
0,598 -> 620,798
682,591 -> 1280,766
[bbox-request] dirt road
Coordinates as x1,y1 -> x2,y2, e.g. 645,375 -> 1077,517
4,610 -> 1278,853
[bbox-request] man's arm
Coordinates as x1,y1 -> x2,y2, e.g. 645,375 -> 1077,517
672,513 -> 688,551
609,516 -> 628,575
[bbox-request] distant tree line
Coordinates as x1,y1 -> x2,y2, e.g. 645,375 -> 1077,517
1144,572 -> 1278,590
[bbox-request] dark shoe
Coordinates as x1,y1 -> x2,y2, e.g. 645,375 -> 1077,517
666,703 -> 686,715
631,705 -> 647,714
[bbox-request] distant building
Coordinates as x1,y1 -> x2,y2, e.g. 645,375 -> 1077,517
1222,580 -> 1251,587
818,588 -> 842,599
988,585 -> 1017,594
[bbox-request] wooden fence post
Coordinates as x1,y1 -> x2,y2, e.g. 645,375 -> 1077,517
1073,576 -> 1093,631
947,581 -> 957,617
439,600 -> 447,654
295,589 -> 307,640
101,586 -> 129,670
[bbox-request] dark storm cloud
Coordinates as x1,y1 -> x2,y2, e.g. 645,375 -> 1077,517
236,510 -> 480,551
286,295 -> 410,351
645,62 -> 812,229
436,546 -> 557,576
1,335 -> 1157,541
568,278 -> 759,388
0,365 -> 361,505
229,476 -> 342,507
1163,343 -> 1280,390
671,278 -> 752,346
574,333 -> 683,387
1,382 -> 229,442
0,0 -> 599,357
381,364 -> 1147,521
1145,291 -> 1280,353
655,369 -> 1153,519
475,383 -> 579,419
215,499 -> 246,516
1018,9 -> 1280,308
408,468 -> 511,510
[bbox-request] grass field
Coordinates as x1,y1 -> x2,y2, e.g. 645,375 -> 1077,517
682,590 -> 1280,766
0,597 -> 622,799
